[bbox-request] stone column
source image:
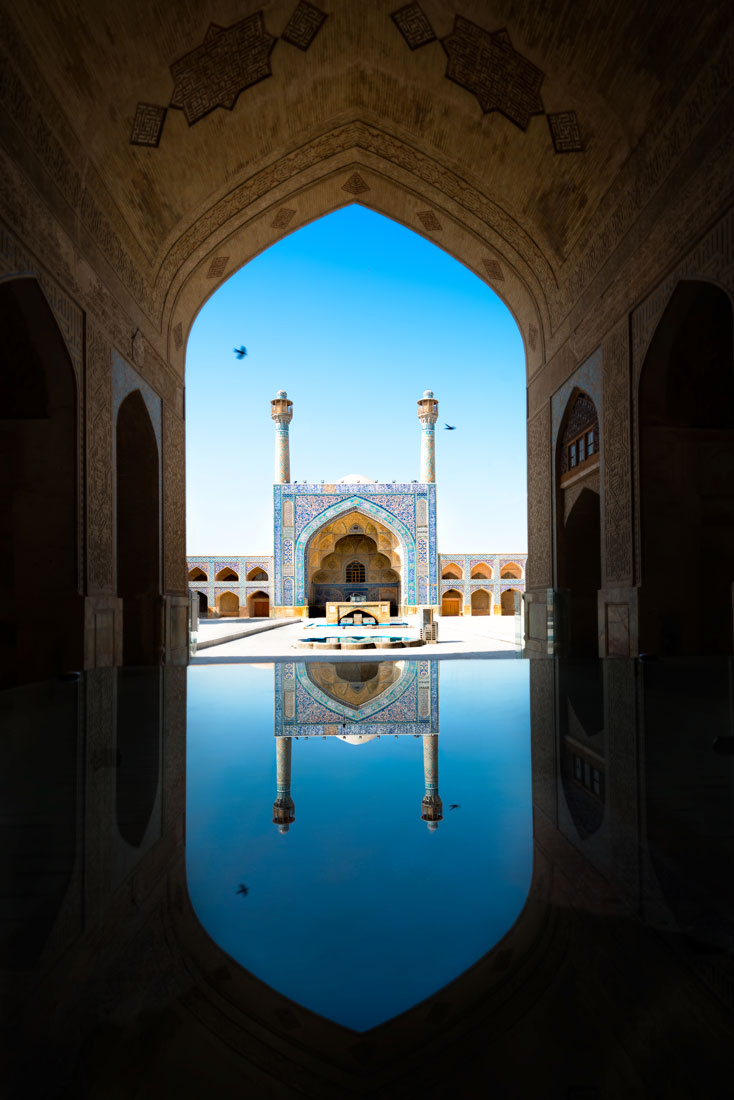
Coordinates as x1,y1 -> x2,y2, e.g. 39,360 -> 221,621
272,737 -> 295,833
270,390 -> 293,484
421,733 -> 443,830
417,389 -> 439,483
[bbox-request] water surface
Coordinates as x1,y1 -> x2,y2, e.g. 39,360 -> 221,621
186,659 -> 532,1030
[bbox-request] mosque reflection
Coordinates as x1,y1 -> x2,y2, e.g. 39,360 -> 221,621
3,657 -> 734,1095
273,660 -> 443,832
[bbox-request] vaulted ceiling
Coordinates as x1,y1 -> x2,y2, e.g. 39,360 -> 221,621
1,0 -> 731,363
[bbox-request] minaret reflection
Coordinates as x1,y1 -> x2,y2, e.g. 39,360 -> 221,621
421,733 -> 443,830
272,738 -> 295,833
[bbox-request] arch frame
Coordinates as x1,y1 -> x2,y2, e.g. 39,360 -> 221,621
290,495 -> 419,608
163,125 -> 548,379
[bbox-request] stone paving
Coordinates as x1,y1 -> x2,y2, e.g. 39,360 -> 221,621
192,614 -> 524,663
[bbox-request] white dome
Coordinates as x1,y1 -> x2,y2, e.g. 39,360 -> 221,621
336,474 -> 376,484
337,733 -> 379,746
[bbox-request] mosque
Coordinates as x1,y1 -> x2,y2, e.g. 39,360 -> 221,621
186,389 -> 527,620
2,2 -> 734,1094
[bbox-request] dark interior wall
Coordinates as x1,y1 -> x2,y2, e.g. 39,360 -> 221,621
639,281 -> 734,655
116,390 -> 160,666
559,487 -> 602,654
0,279 -> 81,687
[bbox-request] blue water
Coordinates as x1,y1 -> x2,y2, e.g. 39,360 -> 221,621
185,660 -> 532,1031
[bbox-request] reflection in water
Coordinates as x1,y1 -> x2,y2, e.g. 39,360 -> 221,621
2,658 -> 734,1096
186,660 -> 532,1030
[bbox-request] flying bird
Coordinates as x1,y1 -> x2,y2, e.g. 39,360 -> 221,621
444,423 -> 456,430
236,883 -> 249,896
448,803 -> 460,811
233,346 -> 248,359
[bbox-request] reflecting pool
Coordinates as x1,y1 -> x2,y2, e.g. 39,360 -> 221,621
186,659 -> 532,1030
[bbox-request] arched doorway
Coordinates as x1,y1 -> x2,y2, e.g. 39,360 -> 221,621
441,589 -> 463,616
116,390 -> 160,666
639,281 -> 734,655
501,589 -> 520,616
0,278 -> 81,687
197,591 -> 208,618
247,590 -> 270,617
471,589 -> 491,616
217,591 -> 239,617
306,511 -> 401,616
188,566 -> 207,582
556,391 -> 602,656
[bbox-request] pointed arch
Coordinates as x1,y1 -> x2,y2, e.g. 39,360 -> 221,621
295,495 -> 415,606
441,562 -> 463,580
470,562 -> 493,580
0,276 -> 81,685
470,588 -> 492,616
215,567 -> 239,582
117,390 -> 160,665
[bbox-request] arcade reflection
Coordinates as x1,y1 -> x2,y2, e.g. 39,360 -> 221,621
2,657 -> 733,1097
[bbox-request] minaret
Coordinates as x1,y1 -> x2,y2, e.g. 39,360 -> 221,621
270,389 -> 293,483
272,738 -> 295,833
417,389 -> 439,483
421,733 -> 443,831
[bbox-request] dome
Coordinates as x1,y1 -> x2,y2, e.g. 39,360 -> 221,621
276,389 -> 287,398
337,732 -> 379,746
336,474 -> 376,484
422,389 -> 434,398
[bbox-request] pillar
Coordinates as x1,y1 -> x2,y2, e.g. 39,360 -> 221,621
270,390 -> 293,483
421,733 -> 443,830
272,737 -> 295,833
417,389 -> 439,483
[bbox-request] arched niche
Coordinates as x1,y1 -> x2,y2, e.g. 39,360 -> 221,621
470,588 -> 492,615
217,591 -> 239,617
556,390 -> 602,657
215,567 -> 239,582
500,562 -> 523,580
639,280 -> 734,655
188,566 -> 207,581
470,563 -> 493,580
0,277 -> 82,687
501,588 -> 520,615
246,566 -> 269,582
442,563 -> 464,580
116,390 -> 161,666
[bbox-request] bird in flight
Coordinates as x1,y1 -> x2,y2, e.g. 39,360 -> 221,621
233,346 -> 248,359
448,803 -> 460,811
444,423 -> 456,430
235,883 -> 249,896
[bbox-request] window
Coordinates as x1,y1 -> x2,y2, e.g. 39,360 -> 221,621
346,561 -> 365,583
567,426 -> 598,472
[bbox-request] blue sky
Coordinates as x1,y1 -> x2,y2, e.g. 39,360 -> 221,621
185,205 -> 527,554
